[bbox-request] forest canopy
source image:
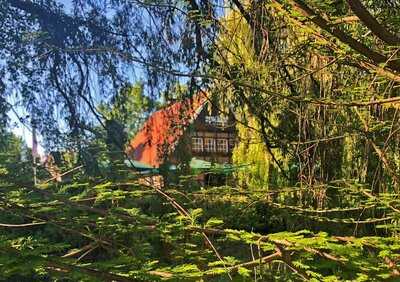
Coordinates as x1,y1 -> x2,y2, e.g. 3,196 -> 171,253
1,0 -> 400,281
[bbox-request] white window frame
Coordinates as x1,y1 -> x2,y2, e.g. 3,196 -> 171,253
204,138 -> 216,152
216,139 -> 228,153
215,117 -> 228,128
205,116 -> 229,128
192,137 -> 203,152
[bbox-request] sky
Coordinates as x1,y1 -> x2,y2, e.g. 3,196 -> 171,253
9,104 -> 45,156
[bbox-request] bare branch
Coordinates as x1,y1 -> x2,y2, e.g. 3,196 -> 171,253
0,222 -> 46,228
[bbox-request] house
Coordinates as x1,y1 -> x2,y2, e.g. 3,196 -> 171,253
126,91 -> 237,174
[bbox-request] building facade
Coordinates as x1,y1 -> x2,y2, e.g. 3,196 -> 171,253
184,104 -> 236,164
127,92 -> 236,169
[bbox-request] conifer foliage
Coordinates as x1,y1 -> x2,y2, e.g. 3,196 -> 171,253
1,0 -> 400,281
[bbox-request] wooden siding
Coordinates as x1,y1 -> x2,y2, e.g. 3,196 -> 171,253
171,104 -> 237,164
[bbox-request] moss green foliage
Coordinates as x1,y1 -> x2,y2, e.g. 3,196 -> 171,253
2,133 -> 400,281
213,1 -> 400,191
3,169 -> 400,281
2,0 -> 400,281
233,118 -> 271,189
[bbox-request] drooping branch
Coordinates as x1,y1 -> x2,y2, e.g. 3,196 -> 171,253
347,0 -> 400,45
7,0 -> 79,48
187,0 -> 206,59
230,0 -> 253,26
282,0 -> 400,72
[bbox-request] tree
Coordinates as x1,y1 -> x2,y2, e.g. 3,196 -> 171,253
2,1 -> 400,281
0,130 -> 32,183
210,0 -> 400,191
99,82 -> 158,139
0,0 -> 216,149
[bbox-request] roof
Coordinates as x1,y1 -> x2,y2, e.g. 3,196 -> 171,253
124,156 -> 249,175
126,92 -> 208,168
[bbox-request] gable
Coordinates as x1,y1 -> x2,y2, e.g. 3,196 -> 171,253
127,92 -> 207,167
